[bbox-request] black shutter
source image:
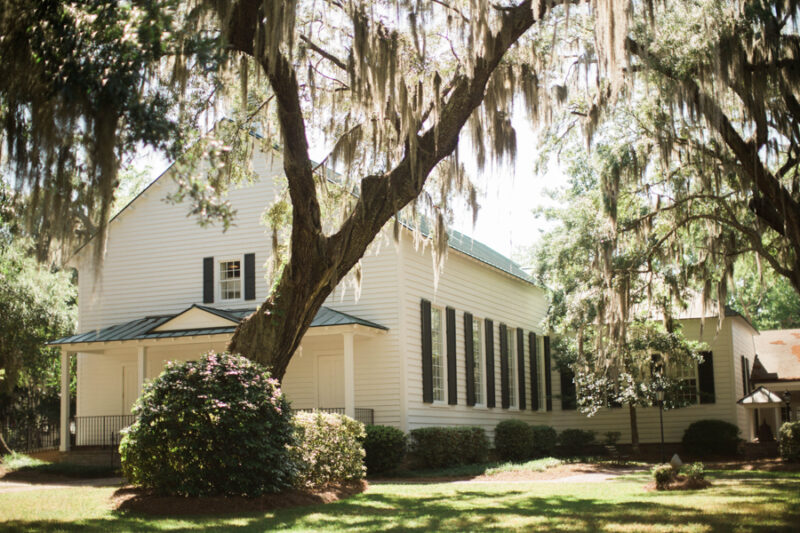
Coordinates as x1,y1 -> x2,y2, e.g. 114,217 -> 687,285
421,299 -> 433,403
464,313 -> 476,407
741,356 -> 748,396
698,351 -> 715,404
203,257 -> 214,303
446,307 -> 457,405
499,324 -> 509,409
561,368 -> 576,410
529,332 -> 539,411
517,328 -> 526,410
544,335 -> 553,411
745,359 -> 751,394
244,253 -> 256,300
485,319 -> 495,408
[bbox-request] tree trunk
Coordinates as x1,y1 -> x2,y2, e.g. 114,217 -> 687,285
225,0 -> 555,381
629,404 -> 640,455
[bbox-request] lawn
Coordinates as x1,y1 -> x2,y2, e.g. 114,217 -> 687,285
1,470 -> 799,532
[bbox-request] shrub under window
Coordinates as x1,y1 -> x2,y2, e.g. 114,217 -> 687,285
530,425 -> 558,457
363,425 -> 407,474
120,352 -> 294,497
778,421 -> 800,462
409,426 -> 488,468
494,420 -> 533,461
681,419 -> 741,457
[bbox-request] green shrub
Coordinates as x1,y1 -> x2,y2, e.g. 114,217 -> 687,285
603,431 -> 621,446
290,411 -> 366,489
120,352 -> 294,497
409,426 -> 489,468
558,429 -> 596,456
682,462 -> 705,481
652,463 -> 674,489
363,425 -> 406,474
778,421 -> 800,462
682,419 -> 741,457
530,425 -> 558,457
494,420 -> 533,461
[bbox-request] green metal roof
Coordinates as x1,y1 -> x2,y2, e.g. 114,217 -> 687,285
50,305 -> 387,345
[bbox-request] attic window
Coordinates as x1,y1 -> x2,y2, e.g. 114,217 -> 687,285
219,260 -> 242,300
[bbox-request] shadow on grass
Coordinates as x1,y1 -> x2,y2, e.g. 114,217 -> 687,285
5,476 -> 800,533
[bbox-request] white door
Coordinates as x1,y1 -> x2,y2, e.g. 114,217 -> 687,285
122,364 -> 138,414
318,355 -> 345,408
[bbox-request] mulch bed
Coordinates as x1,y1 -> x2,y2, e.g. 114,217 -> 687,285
111,480 -> 368,516
373,462 -> 643,483
646,475 -> 711,492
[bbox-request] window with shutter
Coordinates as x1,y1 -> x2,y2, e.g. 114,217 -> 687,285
446,307 -> 457,405
529,332 -> 539,411
544,335 -> 553,411
485,319 -> 495,408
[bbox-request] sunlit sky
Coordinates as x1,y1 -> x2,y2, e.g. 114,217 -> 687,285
132,112 -> 565,263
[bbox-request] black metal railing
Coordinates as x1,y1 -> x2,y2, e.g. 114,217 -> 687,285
73,415 -> 136,447
292,407 -> 374,426
1,421 -> 61,453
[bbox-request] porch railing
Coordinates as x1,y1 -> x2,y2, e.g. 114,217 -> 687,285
73,415 -> 136,447
293,408 -> 375,426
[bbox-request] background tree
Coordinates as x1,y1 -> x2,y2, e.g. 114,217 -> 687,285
532,140 -> 705,451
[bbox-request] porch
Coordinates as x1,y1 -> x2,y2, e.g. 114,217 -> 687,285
51,305 -> 388,451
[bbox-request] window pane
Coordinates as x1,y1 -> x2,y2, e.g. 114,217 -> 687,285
473,320 -> 483,405
220,261 -> 242,299
431,308 -> 444,402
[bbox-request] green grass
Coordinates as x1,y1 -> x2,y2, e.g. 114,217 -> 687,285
383,457 -> 563,478
1,453 -> 119,479
0,470 -> 798,531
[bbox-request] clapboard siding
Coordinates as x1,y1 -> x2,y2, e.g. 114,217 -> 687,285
77,151 -> 281,332
731,318 -> 758,438
400,235 -> 548,436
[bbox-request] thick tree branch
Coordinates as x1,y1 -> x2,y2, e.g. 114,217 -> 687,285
300,34 -> 347,71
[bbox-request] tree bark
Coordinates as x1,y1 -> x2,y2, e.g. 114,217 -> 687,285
221,1 -> 558,380
629,404 -> 640,455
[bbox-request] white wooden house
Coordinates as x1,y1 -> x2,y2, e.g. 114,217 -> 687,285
52,151 -> 794,451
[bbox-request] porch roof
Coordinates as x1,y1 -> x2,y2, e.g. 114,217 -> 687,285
50,304 -> 387,346
736,386 -> 786,407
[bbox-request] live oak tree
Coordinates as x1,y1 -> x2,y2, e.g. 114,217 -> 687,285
3,0 -> 613,380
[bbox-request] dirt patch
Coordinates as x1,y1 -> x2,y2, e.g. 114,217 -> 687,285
375,463 -> 643,483
707,458 -> 800,472
111,480 -> 368,516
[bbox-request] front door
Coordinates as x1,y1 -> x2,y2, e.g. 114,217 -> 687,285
317,355 -> 345,408
122,364 -> 137,414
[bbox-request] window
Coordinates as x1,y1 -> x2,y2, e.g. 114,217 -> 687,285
507,327 -> 517,407
668,360 -> 698,404
219,260 -> 242,300
472,319 -> 484,405
431,307 -> 445,402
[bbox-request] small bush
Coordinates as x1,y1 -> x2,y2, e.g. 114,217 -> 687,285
531,425 -> 558,458
603,431 -> 621,446
120,352 -> 294,497
652,463 -> 675,490
494,420 -> 534,461
290,411 -> 366,489
778,421 -> 800,462
682,419 -> 741,457
682,462 -> 705,481
363,425 -> 406,474
409,426 -> 489,468
558,429 -> 596,456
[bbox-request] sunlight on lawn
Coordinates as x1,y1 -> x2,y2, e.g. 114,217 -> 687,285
0,471 -> 798,532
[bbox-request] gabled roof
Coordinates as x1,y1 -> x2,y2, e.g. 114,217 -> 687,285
50,304 -> 387,345
737,386 -> 786,406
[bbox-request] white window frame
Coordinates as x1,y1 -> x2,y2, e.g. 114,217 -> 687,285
472,317 -> 486,407
430,306 -> 446,403
507,326 -> 517,409
217,255 -> 244,303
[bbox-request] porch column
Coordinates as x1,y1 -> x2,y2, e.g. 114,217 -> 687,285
775,407 -> 783,433
343,331 -> 355,419
59,349 -> 71,452
137,346 -> 148,395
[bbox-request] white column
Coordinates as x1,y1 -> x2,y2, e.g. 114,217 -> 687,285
59,349 -> 70,452
775,407 -> 783,433
137,345 -> 148,395
343,331 -> 355,419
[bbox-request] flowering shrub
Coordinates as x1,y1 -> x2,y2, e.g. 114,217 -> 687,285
682,462 -> 705,481
409,426 -> 489,468
494,420 -> 534,461
120,352 -> 295,497
363,425 -> 406,474
290,411 -> 366,489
